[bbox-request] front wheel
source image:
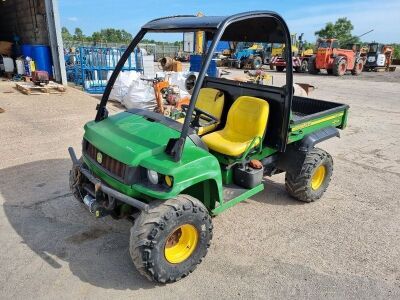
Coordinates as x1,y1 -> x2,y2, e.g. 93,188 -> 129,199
352,59 -> 364,75
285,148 -> 333,202
69,157 -> 86,202
130,195 -> 213,283
308,56 -> 319,74
252,57 -> 263,69
333,56 -> 347,76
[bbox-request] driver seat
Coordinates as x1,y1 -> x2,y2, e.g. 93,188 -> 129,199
201,96 -> 269,157
178,88 -> 225,135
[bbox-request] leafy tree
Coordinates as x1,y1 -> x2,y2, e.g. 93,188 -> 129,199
61,27 -> 72,41
315,18 -> 359,46
393,44 -> 400,59
74,27 -> 85,41
91,28 -> 133,43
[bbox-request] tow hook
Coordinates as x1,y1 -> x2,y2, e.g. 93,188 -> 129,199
83,195 -> 106,218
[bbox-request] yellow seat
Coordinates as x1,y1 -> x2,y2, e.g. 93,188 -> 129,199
178,88 -> 224,135
201,96 -> 269,157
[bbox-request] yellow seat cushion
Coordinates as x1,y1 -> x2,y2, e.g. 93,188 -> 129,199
201,96 -> 269,157
177,88 -> 224,135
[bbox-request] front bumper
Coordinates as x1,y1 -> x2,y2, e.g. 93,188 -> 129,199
68,147 -> 149,212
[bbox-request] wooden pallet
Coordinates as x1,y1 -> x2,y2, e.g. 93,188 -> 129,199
15,81 -> 66,95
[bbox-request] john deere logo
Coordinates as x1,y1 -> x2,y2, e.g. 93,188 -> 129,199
96,152 -> 103,164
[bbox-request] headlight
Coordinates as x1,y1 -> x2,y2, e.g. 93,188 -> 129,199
147,169 -> 159,185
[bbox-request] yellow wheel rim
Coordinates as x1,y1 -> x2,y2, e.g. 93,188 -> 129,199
164,224 -> 198,264
311,165 -> 326,190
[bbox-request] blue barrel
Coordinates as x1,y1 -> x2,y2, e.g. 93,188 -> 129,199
31,45 -> 53,75
190,54 -> 218,77
21,44 -> 33,58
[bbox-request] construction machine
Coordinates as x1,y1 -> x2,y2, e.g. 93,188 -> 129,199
270,33 -> 313,72
364,43 -> 396,71
231,42 -> 267,69
308,38 -> 364,76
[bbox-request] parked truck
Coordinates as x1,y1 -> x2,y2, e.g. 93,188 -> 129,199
270,33 -> 313,72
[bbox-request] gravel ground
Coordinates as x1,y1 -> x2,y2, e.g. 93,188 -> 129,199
0,69 -> 399,299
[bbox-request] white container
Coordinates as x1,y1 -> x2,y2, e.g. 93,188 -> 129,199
143,55 -> 155,79
16,58 -> 25,75
0,56 -> 14,73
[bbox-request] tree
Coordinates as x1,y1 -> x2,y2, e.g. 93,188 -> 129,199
61,27 -> 72,41
91,28 -> 133,43
393,44 -> 400,59
315,18 -> 359,46
74,27 -> 85,41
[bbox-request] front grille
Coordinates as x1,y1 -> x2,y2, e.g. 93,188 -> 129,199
84,140 -> 126,179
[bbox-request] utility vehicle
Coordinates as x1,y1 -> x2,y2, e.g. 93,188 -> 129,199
68,12 -> 349,283
308,38 -> 364,76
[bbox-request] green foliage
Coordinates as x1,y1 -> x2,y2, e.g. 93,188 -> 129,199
74,27 -> 85,40
91,28 -> 133,43
393,44 -> 400,59
61,27 -> 72,41
315,18 -> 359,46
62,28 -> 182,46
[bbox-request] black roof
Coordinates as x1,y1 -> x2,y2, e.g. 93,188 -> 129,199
142,15 -> 225,31
142,11 -> 287,43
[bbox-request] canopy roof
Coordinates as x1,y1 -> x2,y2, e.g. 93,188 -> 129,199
142,12 -> 286,43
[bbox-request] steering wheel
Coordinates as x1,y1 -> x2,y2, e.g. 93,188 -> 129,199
181,104 -> 219,128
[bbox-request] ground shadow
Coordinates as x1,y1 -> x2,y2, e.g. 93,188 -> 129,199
0,159 -> 156,290
250,177 -> 306,206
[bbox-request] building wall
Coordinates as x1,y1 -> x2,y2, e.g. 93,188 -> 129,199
0,0 -> 48,45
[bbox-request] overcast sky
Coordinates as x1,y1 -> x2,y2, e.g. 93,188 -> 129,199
59,0 -> 400,43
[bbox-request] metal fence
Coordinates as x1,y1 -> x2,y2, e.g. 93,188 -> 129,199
65,46 -> 143,94
64,40 -> 181,61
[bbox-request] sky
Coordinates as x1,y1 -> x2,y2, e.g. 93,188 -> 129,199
59,0 -> 400,43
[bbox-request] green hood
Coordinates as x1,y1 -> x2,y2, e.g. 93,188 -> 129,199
84,112 -> 182,166
83,111 -> 222,203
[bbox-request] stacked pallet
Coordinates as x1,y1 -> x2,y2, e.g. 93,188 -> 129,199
15,81 -> 66,95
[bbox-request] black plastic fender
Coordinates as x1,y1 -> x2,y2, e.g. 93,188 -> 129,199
275,127 -> 340,176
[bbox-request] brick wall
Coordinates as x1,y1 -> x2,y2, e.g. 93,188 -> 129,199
0,0 -> 49,45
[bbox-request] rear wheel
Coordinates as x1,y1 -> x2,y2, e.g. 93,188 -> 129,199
352,58 -> 364,75
269,64 -> 275,70
308,56 -> 319,74
276,66 -> 285,72
285,148 -> 333,203
300,59 -> 309,73
130,195 -> 213,283
333,56 -> 347,76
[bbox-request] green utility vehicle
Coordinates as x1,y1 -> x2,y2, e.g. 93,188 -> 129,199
69,12 -> 349,283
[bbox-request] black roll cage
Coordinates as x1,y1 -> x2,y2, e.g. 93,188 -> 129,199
94,11 -> 293,162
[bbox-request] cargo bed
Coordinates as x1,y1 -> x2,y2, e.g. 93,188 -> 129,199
289,96 -> 349,134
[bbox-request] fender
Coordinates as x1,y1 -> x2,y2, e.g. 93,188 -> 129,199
298,126 -> 340,151
276,127 -> 339,176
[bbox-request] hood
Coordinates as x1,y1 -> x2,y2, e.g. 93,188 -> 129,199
84,112 -> 181,166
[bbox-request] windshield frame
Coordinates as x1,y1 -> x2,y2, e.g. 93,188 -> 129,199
95,12 -> 293,161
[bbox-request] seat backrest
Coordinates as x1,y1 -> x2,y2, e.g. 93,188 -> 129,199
196,88 -> 225,120
226,96 -> 269,139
